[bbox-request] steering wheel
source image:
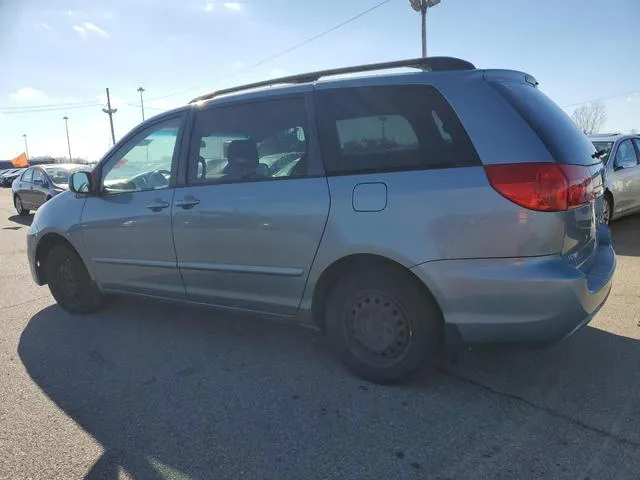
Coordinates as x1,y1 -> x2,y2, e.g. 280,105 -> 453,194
147,169 -> 171,189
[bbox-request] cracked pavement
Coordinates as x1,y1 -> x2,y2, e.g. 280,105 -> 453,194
1,188 -> 640,479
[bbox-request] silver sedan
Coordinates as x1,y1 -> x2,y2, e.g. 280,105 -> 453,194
590,133 -> 640,223
11,164 -> 85,216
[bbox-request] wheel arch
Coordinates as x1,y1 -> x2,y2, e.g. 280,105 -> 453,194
35,233 -> 80,285
604,188 -> 613,205
310,253 -> 443,331
604,189 -> 614,222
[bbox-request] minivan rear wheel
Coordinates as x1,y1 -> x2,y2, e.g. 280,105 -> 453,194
45,244 -> 106,314
325,266 -> 443,384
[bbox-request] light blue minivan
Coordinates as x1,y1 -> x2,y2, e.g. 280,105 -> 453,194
26,57 -> 616,383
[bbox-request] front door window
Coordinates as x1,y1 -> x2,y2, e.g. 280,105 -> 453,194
101,117 -> 182,193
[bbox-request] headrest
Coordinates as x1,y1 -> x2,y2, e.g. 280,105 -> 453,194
227,140 -> 258,166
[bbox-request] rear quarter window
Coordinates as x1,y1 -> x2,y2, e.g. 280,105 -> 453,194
491,82 -> 598,166
315,85 -> 480,175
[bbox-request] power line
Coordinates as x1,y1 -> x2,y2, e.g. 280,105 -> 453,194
0,1 -> 391,114
148,0 -> 393,101
0,99 -> 99,111
0,0 -> 391,115
561,90 -> 639,108
0,102 -> 103,115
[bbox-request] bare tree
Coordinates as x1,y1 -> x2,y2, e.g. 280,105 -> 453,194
571,101 -> 607,134
630,128 -> 638,135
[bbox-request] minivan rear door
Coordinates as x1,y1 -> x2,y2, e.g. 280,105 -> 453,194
171,94 -> 330,315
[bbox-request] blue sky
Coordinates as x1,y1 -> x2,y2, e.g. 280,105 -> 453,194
0,0 -> 638,161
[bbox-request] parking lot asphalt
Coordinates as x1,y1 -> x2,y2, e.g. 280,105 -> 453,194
1,187 -> 640,480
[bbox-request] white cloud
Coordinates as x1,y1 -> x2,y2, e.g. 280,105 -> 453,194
197,2 -> 242,13
231,61 -> 245,69
73,21 -> 108,38
223,2 -> 242,12
9,88 -> 47,101
37,22 -> 51,30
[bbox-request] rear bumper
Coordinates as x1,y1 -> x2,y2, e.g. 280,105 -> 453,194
410,224 -> 616,344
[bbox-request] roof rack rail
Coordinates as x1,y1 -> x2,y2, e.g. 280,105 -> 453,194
189,56 -> 475,104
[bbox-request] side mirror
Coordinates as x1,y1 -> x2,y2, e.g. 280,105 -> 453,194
615,157 -> 637,171
69,171 -> 92,194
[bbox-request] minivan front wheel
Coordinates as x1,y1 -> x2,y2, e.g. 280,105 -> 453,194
14,195 -> 29,216
325,266 -> 443,384
45,244 -> 106,314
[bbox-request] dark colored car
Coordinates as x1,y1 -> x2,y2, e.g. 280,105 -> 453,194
12,164 -> 84,215
0,168 -> 26,187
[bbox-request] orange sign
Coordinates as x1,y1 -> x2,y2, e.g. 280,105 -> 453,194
10,153 -> 29,168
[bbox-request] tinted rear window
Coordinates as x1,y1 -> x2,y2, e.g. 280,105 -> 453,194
315,85 -> 480,175
491,82 -> 598,165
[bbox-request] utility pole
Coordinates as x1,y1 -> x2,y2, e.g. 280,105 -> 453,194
63,116 -> 72,162
137,87 -> 146,121
409,0 -> 441,57
102,88 -> 117,145
22,134 -> 29,160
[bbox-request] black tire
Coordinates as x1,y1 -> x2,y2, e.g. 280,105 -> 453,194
325,265 -> 443,384
14,194 -> 29,216
603,195 -> 613,225
44,244 -> 106,314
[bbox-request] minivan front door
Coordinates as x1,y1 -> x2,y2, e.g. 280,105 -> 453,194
171,97 -> 330,315
80,114 -> 187,299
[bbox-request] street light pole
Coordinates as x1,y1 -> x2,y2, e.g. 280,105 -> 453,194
409,0 -> 441,57
137,87 -> 146,121
22,134 -> 29,161
63,116 -> 72,162
421,5 -> 427,58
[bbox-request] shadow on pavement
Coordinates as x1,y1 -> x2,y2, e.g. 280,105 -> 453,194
7,214 -> 33,227
18,299 -> 640,479
611,214 -> 640,256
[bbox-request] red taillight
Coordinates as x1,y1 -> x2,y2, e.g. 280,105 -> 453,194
484,163 -> 596,212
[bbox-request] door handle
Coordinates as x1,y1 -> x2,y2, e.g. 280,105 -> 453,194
145,201 -> 170,212
174,199 -> 200,209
